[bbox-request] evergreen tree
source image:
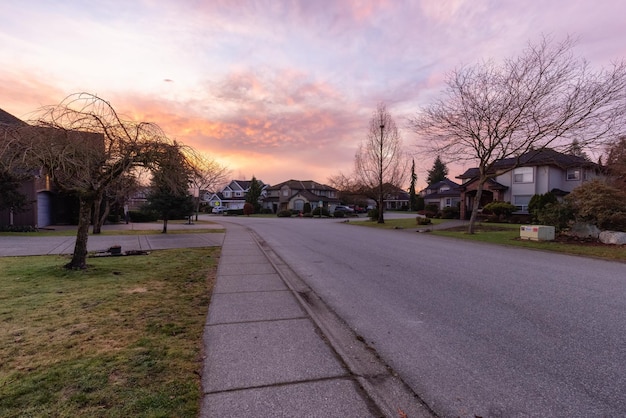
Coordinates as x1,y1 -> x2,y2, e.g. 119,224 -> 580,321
245,176 -> 263,213
426,155 -> 448,185
146,144 -> 194,233
408,159 -> 417,211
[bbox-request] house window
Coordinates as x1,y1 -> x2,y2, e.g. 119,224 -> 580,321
513,167 -> 533,183
514,195 -> 532,212
293,199 -> 304,211
445,198 -> 451,207
566,168 -> 581,181
282,189 -> 289,197
235,191 -> 243,197
224,191 -> 231,198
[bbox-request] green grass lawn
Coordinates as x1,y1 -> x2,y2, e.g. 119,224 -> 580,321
0,247 -> 218,417
353,218 -> 626,262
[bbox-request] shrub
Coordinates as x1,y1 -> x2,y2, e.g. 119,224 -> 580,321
536,202 -> 574,232
566,179 -> 626,231
303,202 -> 312,214
261,208 -> 273,214
482,201 -> 517,221
528,192 -> 558,223
0,224 -> 38,232
224,209 -> 244,216
416,217 -> 432,225
440,206 -> 459,219
277,210 -> 292,217
334,210 -> 345,218
243,202 -> 255,216
127,210 -> 159,222
368,208 -> 379,221
417,209 -> 437,218
312,207 -> 330,217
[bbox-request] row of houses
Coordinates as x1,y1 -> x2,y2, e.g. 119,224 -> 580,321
2,107 -> 601,226
422,148 -> 601,218
208,149 -> 599,218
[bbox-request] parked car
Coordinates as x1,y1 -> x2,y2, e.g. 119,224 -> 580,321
212,206 -> 227,214
334,205 -> 355,214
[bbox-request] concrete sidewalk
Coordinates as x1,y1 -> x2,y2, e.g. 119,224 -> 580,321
0,222 -> 224,256
200,222 -> 382,417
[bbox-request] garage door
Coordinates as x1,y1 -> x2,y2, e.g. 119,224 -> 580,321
37,191 -> 52,227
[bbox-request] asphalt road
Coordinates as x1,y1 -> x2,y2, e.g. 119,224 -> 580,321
215,215 -> 626,418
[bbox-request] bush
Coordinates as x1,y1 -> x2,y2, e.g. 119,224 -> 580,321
224,209 -> 244,216
0,224 -> 38,232
334,210 -> 345,218
261,208 -> 273,214
243,202 -> 254,216
416,217 -> 432,225
312,207 -> 330,217
303,202 -> 312,215
528,192 -> 558,223
440,206 -> 459,219
127,210 -> 159,222
277,210 -> 292,217
482,201 -> 517,221
417,209 -> 437,218
536,202 -> 574,232
566,179 -> 626,231
368,208 -> 379,221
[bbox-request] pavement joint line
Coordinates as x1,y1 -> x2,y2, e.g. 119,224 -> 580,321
205,316 -> 309,327
202,375 -> 355,396
212,289 -> 292,295
244,228 -> 436,418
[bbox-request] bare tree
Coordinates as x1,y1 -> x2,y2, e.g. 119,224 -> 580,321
409,36 -> 626,233
356,103 -> 407,223
20,93 -> 174,269
188,153 -> 230,220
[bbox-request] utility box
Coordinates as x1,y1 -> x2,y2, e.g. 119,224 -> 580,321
520,225 -> 555,241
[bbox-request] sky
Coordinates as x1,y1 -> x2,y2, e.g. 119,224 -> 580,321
1,0 -> 625,189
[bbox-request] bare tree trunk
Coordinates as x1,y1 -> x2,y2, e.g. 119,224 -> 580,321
96,200 -> 111,232
91,192 -> 103,234
66,197 -> 91,269
162,217 -> 168,233
195,196 -> 200,221
468,182 -> 485,234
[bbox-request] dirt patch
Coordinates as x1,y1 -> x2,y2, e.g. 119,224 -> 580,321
125,287 -> 148,294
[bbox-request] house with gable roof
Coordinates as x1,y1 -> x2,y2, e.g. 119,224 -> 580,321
262,179 -> 340,213
206,179 -> 268,211
421,178 -> 461,210
456,148 -> 602,219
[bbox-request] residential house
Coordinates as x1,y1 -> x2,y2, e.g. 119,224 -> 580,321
1,108 -> 105,227
206,179 -> 268,211
1,109 -> 55,227
421,178 -> 461,210
263,179 -> 340,213
456,149 -> 601,219
381,184 -> 410,210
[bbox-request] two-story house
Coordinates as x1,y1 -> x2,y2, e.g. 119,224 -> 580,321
456,149 -> 601,219
206,179 -> 268,211
421,178 -> 462,210
263,179 -> 340,213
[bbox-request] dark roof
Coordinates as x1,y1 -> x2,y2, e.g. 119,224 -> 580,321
457,149 -> 597,179
267,179 -> 337,192
0,108 -> 27,126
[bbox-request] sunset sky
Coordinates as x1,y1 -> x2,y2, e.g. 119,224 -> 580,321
1,0 -> 625,188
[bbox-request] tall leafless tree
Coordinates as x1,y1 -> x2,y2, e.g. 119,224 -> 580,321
187,153 -> 230,220
355,103 -> 407,223
409,36 -> 626,233
20,93 -> 176,269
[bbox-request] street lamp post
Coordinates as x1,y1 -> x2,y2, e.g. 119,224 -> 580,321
378,123 -> 384,224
